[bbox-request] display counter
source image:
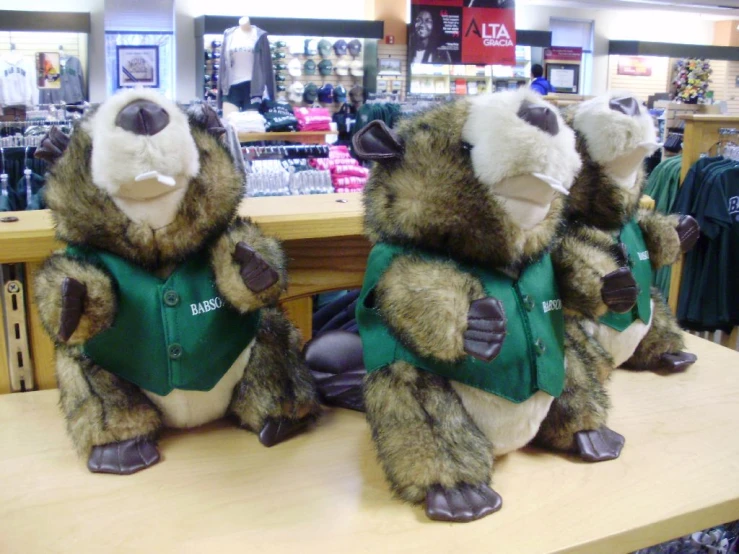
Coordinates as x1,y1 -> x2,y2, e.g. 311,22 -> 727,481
0,334 -> 738,553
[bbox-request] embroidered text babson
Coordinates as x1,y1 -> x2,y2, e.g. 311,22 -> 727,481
191,297 -> 225,315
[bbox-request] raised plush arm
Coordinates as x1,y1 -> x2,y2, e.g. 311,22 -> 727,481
34,252 -> 117,344
209,217 -> 288,313
637,211 -> 699,270
374,254 -> 506,363
553,226 -> 637,319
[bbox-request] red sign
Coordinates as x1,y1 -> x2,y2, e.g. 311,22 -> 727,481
461,8 -> 516,65
617,56 -> 653,77
544,47 -> 582,62
410,0 -> 516,66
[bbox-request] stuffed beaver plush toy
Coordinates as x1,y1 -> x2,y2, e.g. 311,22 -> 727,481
557,93 -> 699,372
305,90 -> 630,522
33,89 -> 319,474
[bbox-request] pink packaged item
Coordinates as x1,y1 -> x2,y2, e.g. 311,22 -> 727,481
332,165 -> 369,178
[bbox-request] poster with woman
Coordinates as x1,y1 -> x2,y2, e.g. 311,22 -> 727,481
410,0 -> 516,66
410,4 -> 462,64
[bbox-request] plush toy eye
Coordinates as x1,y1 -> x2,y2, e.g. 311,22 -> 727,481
461,141 -> 473,153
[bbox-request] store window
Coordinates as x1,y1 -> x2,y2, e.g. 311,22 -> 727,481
550,18 -> 594,95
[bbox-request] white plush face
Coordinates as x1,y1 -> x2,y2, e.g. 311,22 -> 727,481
462,89 -> 582,230
572,92 -> 659,190
83,89 -> 200,229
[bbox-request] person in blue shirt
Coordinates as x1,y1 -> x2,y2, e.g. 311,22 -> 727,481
530,64 -> 554,95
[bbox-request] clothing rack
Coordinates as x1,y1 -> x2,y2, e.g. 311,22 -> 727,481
242,144 -> 330,161
669,114 -> 739,351
0,120 -> 72,148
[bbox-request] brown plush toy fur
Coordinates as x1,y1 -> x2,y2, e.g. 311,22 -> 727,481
353,90 -> 625,523
556,93 -> 697,372
33,90 -> 319,474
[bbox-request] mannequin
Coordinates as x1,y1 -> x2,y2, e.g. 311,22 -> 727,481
219,16 -> 276,116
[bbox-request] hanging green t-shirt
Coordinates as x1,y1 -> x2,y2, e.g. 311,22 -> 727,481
599,218 -> 653,331
355,243 -> 565,403
67,245 -> 261,396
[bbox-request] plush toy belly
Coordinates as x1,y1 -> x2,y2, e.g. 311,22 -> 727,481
583,300 -> 654,367
143,341 -> 255,428
452,383 -> 554,456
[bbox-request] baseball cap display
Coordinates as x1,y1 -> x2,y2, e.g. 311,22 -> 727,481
272,51 -> 286,60
287,37 -> 304,55
334,84 -> 347,103
349,85 -> 364,106
317,39 -> 333,58
318,59 -> 333,76
303,83 -> 319,103
276,84 -> 287,92
348,39 -> 362,57
273,63 -> 288,71
304,59 -> 317,75
212,50 -> 221,59
288,82 -> 305,103
288,58 -> 302,77
334,39 -> 348,56
273,40 -> 287,49
275,74 -> 287,82
211,40 -> 222,49
318,83 -> 334,103
349,59 -> 364,77
304,39 -> 318,56
335,59 -> 350,76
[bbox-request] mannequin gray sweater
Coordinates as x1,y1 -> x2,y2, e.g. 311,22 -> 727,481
218,26 -> 275,106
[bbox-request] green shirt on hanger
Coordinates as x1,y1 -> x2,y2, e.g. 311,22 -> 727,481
356,243 -> 565,403
599,217 -> 653,331
67,245 -> 261,396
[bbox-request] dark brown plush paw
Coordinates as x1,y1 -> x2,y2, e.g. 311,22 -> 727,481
574,426 -> 625,462
234,242 -> 279,293
676,215 -> 700,253
624,351 -> 697,372
58,277 -> 87,342
425,483 -> 503,523
304,331 -> 366,412
87,437 -> 160,475
464,297 -> 507,362
601,267 -> 638,314
258,416 -> 313,447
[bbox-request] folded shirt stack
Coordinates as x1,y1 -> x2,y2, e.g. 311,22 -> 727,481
260,100 -> 298,132
226,110 -> 266,134
308,145 -> 369,193
293,107 -> 332,131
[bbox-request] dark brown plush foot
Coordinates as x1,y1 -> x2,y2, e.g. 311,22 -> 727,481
304,330 -> 366,412
623,351 -> 697,372
425,483 -> 503,523
601,267 -> 638,314
574,426 -> 625,462
258,416 -> 313,447
87,437 -> 160,475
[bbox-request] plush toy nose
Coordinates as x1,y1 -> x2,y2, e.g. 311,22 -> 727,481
517,101 -> 559,136
115,100 -> 170,136
609,96 -> 640,116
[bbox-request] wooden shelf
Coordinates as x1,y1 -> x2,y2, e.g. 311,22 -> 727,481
1,335 -> 738,552
238,131 -> 332,144
0,194 -> 363,265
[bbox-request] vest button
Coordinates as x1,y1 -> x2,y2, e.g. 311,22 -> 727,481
163,290 -> 180,307
535,338 -> 546,356
523,295 -> 535,311
168,343 -> 183,360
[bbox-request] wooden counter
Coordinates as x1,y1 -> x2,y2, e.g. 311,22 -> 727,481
0,194 -> 368,392
0,334 -> 737,553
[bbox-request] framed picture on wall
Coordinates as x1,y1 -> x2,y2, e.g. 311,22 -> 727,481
116,45 -> 159,88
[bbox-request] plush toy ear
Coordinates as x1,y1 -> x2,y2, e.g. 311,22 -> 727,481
609,96 -> 640,116
187,103 -> 226,139
352,120 -> 404,161
34,126 -> 71,165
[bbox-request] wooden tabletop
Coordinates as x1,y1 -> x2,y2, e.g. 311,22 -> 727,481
1,334 -> 738,554
0,193 -> 365,264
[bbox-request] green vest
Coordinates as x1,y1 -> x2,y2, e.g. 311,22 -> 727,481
67,246 -> 261,396
356,243 -> 565,403
599,218 -> 653,331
